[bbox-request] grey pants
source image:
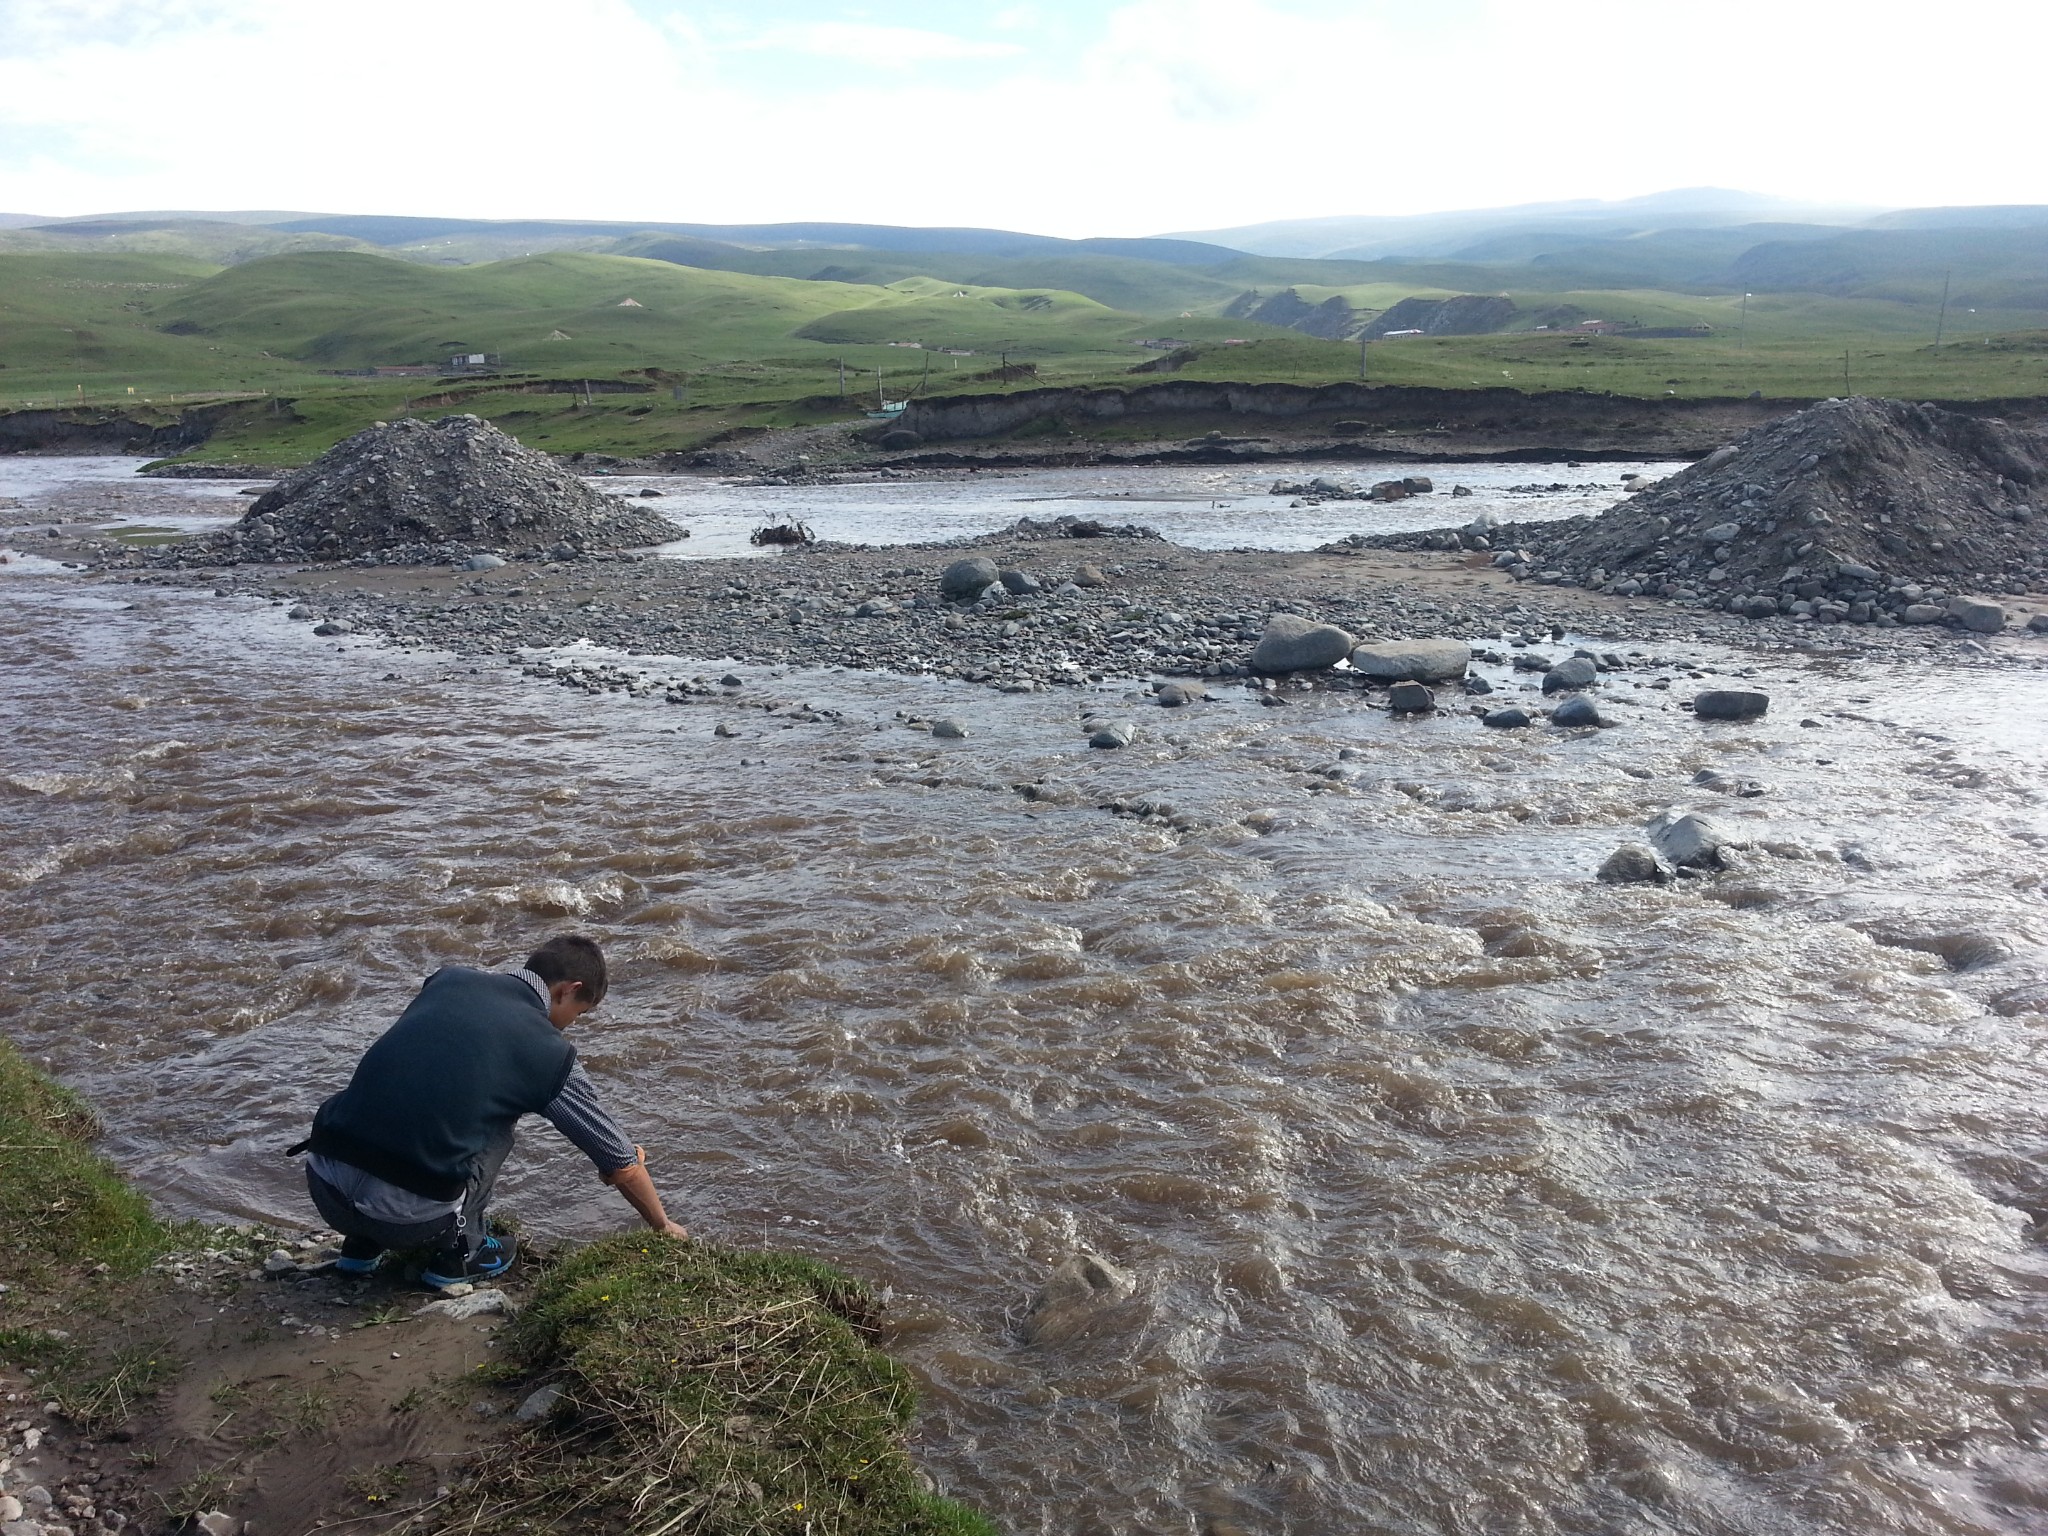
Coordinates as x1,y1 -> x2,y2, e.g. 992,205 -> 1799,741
305,1124 -> 514,1257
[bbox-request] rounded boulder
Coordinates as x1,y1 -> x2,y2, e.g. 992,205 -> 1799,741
940,556 -> 1000,602
1250,614 -> 1355,674
1349,638 -> 1472,684
1550,694 -> 1605,728
1693,689 -> 1769,721
1541,656 -> 1600,694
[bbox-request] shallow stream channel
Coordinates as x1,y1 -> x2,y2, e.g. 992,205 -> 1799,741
4,461 -> 2048,1534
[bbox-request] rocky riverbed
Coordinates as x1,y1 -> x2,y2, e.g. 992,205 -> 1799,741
73,523 -> 2040,704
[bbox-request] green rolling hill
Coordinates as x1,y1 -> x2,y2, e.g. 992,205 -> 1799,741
4,202 -> 2048,464
148,252 -> 1157,372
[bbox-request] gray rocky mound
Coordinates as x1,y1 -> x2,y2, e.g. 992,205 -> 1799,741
1519,398 -> 2045,607
217,415 -> 681,563
1349,398 -> 2047,628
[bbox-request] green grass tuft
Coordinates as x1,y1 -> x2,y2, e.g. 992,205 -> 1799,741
0,1034 -> 174,1288
416,1232 -> 995,1536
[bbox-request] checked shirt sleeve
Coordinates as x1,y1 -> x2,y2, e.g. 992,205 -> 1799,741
540,1063 -> 639,1175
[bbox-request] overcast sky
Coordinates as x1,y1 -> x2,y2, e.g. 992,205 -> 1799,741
3,0 -> 2044,235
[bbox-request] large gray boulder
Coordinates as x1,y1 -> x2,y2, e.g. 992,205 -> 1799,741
1647,809 -> 1731,870
999,567 -> 1043,595
1350,638 -> 1471,683
1250,614 -> 1355,673
1694,689 -> 1769,721
1550,694 -> 1605,728
1387,681 -> 1436,714
1541,656 -> 1600,694
1088,720 -> 1136,749
1947,596 -> 2006,634
940,556 -> 1000,602
1598,843 -> 1673,884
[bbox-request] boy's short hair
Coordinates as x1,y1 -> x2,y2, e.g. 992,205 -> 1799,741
525,934 -> 608,1006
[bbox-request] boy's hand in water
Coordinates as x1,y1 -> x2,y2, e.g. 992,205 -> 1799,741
603,1145 -> 686,1236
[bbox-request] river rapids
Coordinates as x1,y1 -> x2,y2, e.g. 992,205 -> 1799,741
4,463 -> 2048,1534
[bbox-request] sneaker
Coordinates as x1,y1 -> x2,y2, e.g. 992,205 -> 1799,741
422,1232 -> 518,1290
334,1236 -> 383,1276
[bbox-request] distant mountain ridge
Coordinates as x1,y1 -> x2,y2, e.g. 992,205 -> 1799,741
25,211 -> 1244,267
1165,189 -> 1885,259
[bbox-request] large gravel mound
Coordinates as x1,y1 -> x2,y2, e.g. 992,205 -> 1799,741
1352,398 -> 2047,626
1507,398 -> 2045,617
222,415 -> 681,563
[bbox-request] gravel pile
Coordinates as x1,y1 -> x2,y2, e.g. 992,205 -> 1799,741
1350,399 -> 2048,630
180,415 -> 682,565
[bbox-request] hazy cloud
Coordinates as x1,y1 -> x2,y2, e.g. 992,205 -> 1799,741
0,0 -> 2043,231
733,21 -> 1025,67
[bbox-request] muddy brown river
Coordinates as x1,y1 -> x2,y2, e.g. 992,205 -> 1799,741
6,470 -> 2048,1533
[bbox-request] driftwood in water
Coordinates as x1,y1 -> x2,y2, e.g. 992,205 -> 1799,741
750,521 -> 816,547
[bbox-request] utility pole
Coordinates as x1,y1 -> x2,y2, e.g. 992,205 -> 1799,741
1359,335 -> 1368,380
1934,269 -> 1951,347
1843,349 -> 1851,396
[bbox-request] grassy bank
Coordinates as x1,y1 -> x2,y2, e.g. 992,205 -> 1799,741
0,1035 -> 173,1292
422,1237 -> 995,1535
0,1037 -> 993,1534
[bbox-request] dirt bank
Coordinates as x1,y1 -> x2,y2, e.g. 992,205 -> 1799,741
871,383 -> 2048,468
0,404 -> 245,457
23,387 -> 2048,482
